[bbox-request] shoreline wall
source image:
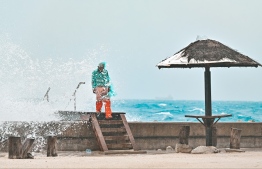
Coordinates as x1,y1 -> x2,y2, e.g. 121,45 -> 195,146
0,121 -> 262,152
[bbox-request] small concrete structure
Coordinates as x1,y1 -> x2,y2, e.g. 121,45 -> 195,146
175,143 -> 193,153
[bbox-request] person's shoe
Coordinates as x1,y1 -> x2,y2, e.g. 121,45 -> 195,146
105,115 -> 112,120
96,111 -> 101,117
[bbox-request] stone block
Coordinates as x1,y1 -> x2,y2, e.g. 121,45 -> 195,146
175,143 -> 193,153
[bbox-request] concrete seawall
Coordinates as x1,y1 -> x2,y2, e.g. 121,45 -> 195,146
0,121 -> 261,151
130,122 -> 262,150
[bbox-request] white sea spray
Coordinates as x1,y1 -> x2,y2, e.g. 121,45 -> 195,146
0,35 -> 106,151
0,35 -> 110,121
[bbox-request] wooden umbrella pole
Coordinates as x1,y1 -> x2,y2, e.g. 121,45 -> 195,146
204,66 -> 213,146
205,66 -> 212,116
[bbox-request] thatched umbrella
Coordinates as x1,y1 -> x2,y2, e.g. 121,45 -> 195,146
157,39 -> 261,146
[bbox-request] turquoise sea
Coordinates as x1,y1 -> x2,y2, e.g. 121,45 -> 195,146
111,100 -> 262,122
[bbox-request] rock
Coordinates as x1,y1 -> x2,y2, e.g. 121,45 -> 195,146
191,146 -> 220,154
175,143 -> 193,153
166,146 -> 174,152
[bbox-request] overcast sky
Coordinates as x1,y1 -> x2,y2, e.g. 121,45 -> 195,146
0,0 -> 262,101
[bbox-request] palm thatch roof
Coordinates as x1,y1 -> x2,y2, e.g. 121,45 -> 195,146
157,39 -> 262,68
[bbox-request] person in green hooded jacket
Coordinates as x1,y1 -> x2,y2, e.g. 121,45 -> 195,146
92,62 -> 112,119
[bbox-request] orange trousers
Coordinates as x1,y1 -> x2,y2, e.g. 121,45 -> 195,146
95,87 -> 112,119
